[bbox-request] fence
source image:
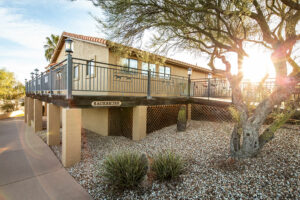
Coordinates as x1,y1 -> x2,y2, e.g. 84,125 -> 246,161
26,59 -> 67,96
147,104 -> 186,133
25,56 -> 299,103
192,78 -> 232,99
26,57 -> 189,98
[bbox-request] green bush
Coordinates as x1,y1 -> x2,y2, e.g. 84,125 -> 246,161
102,151 -> 148,189
152,151 -> 184,181
1,102 -> 15,113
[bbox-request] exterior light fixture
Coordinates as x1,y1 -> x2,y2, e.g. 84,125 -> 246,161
208,73 -> 212,78
30,72 -> 34,78
65,37 -> 73,54
188,68 -> 192,75
34,68 -> 39,75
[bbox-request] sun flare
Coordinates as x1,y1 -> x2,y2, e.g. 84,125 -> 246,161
242,52 -> 275,82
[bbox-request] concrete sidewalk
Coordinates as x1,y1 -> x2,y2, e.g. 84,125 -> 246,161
0,117 -> 91,200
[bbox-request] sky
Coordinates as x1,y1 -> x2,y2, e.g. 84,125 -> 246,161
0,0 -> 103,83
0,0 -> 276,83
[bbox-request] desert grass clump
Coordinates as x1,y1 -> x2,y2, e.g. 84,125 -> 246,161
152,151 -> 184,181
102,151 -> 148,189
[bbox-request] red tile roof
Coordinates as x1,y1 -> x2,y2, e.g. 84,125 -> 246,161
62,32 -> 107,45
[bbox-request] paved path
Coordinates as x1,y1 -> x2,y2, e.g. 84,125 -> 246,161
0,117 -> 91,200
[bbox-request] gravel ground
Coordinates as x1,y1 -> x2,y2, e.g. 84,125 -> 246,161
37,121 -> 300,199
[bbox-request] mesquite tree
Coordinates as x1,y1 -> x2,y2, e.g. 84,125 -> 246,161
91,0 -> 300,158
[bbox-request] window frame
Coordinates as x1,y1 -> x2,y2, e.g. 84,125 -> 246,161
159,65 -> 171,79
86,59 -> 95,77
74,65 -> 79,80
142,62 -> 156,77
44,76 -> 48,84
121,58 -> 138,74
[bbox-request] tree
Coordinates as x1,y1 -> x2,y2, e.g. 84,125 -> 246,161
0,68 -> 24,100
44,34 -> 59,62
91,0 -> 300,158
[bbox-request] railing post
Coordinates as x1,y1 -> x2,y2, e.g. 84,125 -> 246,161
66,53 -> 73,99
40,72 -> 43,95
34,68 -> 39,95
188,74 -> 191,98
49,68 -> 52,97
208,78 -> 211,100
147,69 -> 151,99
30,72 -> 34,94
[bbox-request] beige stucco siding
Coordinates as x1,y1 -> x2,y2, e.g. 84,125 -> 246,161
56,39 -> 109,63
82,108 -> 109,136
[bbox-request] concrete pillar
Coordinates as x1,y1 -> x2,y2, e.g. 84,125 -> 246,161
27,97 -> 34,126
24,97 -> 27,123
187,104 -> 192,121
82,108 -> 109,136
132,106 -> 147,141
62,108 -> 82,167
34,99 -> 43,132
47,103 -> 60,146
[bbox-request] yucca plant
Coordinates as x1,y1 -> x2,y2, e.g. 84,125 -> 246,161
152,151 -> 184,181
102,151 -> 148,189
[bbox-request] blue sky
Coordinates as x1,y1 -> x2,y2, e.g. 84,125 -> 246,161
0,0 -> 103,82
0,0 -> 276,83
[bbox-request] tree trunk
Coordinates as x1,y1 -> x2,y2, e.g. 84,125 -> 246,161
230,121 -> 261,158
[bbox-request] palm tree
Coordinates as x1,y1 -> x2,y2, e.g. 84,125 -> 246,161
44,34 -> 59,62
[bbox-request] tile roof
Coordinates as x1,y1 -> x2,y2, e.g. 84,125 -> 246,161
62,32 -> 107,45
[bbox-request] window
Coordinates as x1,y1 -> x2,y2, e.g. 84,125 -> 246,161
44,76 -> 48,83
86,60 -> 95,76
56,72 -> 62,80
121,58 -> 138,73
74,65 -> 79,79
142,62 -> 156,76
159,66 -> 171,79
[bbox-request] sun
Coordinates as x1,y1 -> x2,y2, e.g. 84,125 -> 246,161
242,51 -> 275,82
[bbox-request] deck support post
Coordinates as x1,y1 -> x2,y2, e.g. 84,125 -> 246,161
28,97 -> 34,126
132,106 -> 147,141
34,99 -> 43,133
187,104 -> 192,121
62,108 -> 81,167
66,53 -> 73,100
47,103 -> 60,146
24,96 -> 28,123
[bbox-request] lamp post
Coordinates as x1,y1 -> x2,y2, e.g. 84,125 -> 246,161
31,72 -> 34,94
188,68 -> 192,98
65,38 -> 73,99
34,68 -> 39,94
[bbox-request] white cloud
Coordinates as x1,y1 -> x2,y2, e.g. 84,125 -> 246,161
0,6 -> 59,82
0,7 -> 60,50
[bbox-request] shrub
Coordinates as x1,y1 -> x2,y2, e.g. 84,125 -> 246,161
152,151 -> 184,181
1,102 -> 15,113
102,151 -> 148,189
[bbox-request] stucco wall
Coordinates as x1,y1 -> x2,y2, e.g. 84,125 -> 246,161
56,39 -> 109,63
82,108 -> 109,136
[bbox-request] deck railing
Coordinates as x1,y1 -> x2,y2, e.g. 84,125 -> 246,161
25,57 -> 189,98
25,56 -> 299,102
